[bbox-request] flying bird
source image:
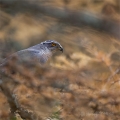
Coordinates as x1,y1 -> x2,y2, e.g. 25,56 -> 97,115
0,40 -> 63,67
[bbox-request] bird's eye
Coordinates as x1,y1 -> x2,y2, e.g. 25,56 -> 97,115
51,43 -> 56,47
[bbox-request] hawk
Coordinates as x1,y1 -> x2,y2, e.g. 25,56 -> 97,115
0,40 -> 63,67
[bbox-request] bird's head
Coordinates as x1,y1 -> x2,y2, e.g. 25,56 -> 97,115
41,40 -> 63,53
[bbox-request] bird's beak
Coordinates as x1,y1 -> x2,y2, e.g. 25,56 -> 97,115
59,47 -> 63,52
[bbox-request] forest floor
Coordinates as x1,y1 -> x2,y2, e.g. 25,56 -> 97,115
0,0 -> 120,120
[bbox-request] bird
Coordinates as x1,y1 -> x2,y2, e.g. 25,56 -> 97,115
0,40 -> 63,70
0,40 -> 63,84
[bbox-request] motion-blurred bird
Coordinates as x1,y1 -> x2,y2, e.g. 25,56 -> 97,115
0,40 -> 63,67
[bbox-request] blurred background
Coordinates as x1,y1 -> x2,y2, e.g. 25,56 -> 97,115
0,0 -> 120,120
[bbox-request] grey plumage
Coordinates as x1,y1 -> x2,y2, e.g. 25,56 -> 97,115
0,40 -> 63,67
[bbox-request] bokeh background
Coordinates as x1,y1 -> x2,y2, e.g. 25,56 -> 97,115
0,0 -> 120,120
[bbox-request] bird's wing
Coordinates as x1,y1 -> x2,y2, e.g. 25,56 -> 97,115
0,47 -> 52,68
16,48 -> 52,64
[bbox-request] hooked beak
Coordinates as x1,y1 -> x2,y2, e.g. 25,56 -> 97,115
59,47 -> 63,52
